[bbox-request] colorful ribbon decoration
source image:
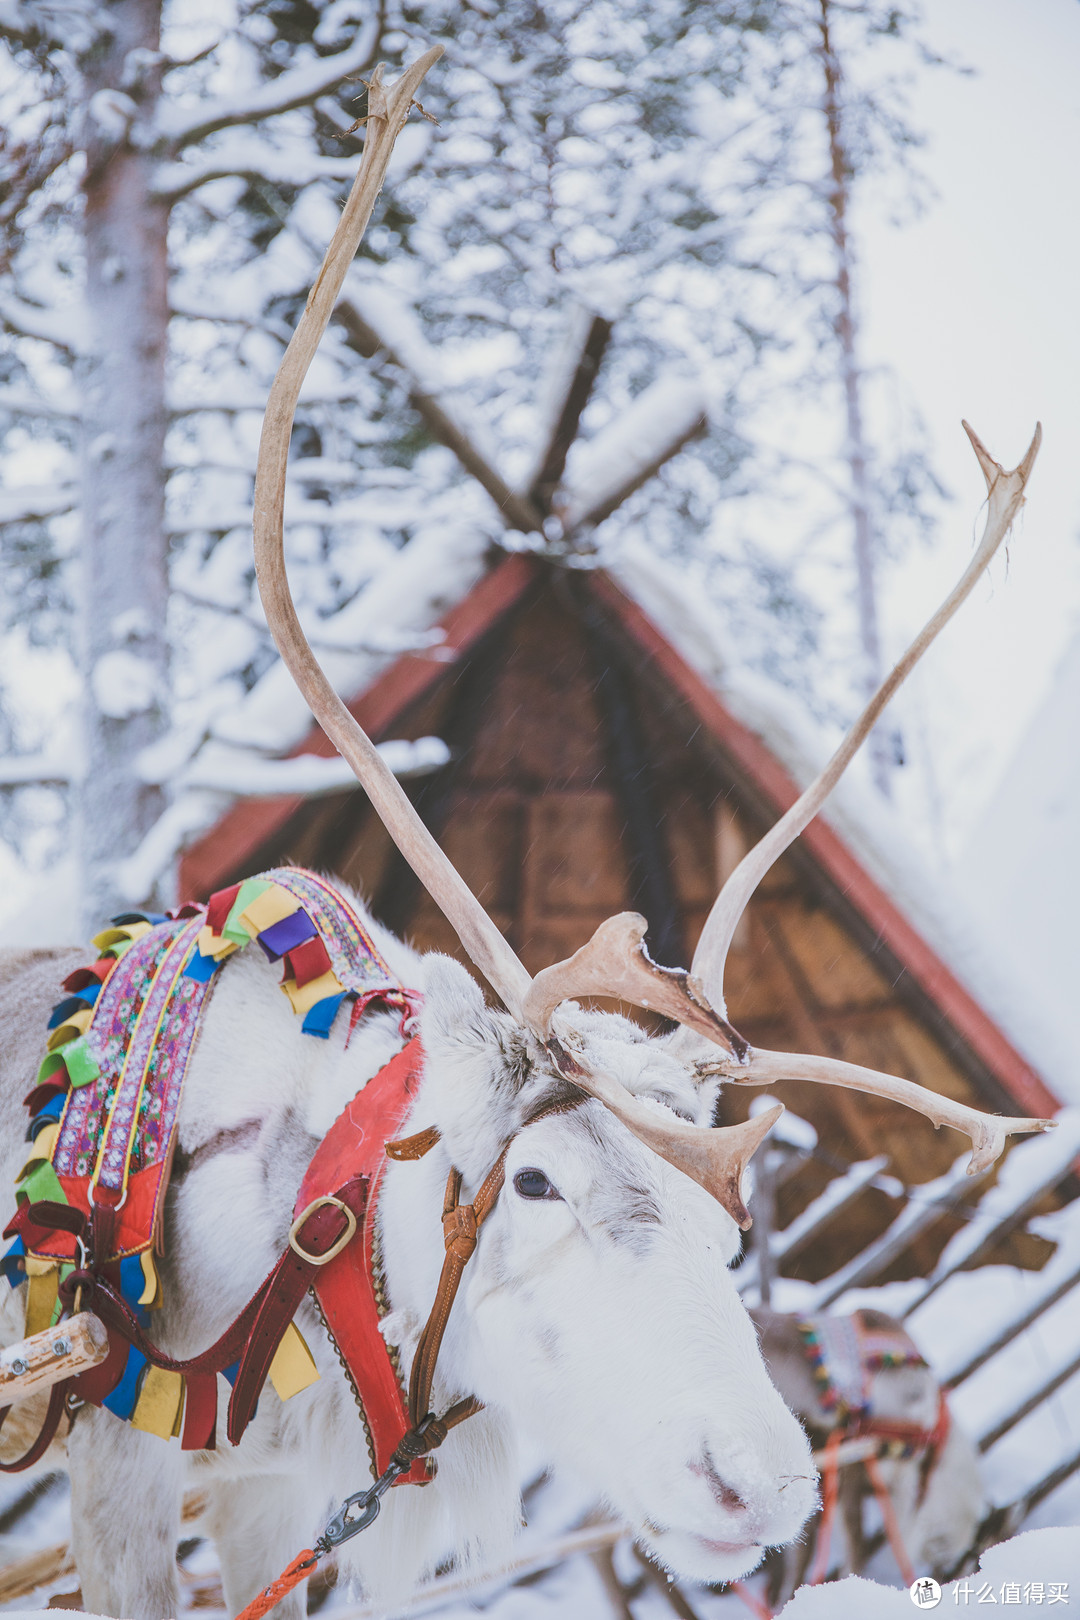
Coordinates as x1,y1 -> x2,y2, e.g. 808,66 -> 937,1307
2,868 -> 417,1445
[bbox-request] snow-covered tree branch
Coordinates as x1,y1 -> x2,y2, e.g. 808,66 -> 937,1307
153,18 -> 380,153
151,144 -> 358,204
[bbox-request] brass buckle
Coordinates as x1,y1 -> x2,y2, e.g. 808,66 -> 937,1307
288,1196 -> 357,1266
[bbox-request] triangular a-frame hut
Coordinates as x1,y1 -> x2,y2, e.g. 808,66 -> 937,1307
178,542 -> 1064,1286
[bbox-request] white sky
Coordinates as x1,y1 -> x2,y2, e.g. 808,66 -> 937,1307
858,0 -> 1080,857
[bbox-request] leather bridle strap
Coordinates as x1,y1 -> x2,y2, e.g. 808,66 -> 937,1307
407,1150 -> 510,1433
402,1095 -> 583,1451
0,1383 -> 67,1473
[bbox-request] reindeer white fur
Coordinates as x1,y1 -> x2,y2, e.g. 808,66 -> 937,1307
0,920 -> 817,1620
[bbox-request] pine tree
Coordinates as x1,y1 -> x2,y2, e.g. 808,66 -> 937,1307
0,0 -> 380,926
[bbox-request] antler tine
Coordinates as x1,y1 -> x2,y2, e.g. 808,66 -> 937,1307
549,1031 -> 782,1228
522,912 -> 748,1056
699,1047 -> 1055,1176
252,46 -> 532,1022
963,418 -> 1043,490
686,421 -> 1043,1018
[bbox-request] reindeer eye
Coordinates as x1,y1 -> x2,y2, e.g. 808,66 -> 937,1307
513,1168 -> 561,1201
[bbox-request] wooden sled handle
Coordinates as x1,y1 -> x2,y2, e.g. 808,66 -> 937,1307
0,1313 -> 109,1403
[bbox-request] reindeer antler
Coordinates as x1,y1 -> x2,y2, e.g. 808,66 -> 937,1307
250,47 -> 789,1229
698,1048 -> 1051,1177
690,419 -> 1042,1015
548,1033 -> 781,1228
254,47 -> 530,1026
522,912 -> 748,1058
530,424 -> 1056,1172
253,75 -> 1050,1223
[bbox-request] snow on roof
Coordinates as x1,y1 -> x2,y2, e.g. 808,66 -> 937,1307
212,520 -> 490,753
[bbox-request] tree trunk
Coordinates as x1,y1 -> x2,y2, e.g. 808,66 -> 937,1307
78,0 -> 170,928
818,0 -> 895,797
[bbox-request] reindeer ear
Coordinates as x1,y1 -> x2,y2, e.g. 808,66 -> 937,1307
419,955 -> 531,1181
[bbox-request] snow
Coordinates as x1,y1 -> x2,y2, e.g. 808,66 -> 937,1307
0,0 -> 101,52
561,374 -> 708,528
345,281 -> 449,398
937,1241 -> 1080,1393
86,88 -> 136,140
88,650 -> 159,720
956,625 -> 1080,1063
211,521 -> 490,754
166,381 -> 360,416
0,1517 -> 1075,1619
902,1109 -> 1080,1313
152,141 -> 358,203
0,754 -> 71,785
113,789 -> 227,908
0,484 -> 75,523
178,735 -> 449,796
113,735 -> 451,903
776,1528 -> 1080,1616
0,292 -> 84,353
751,1095 -> 818,1152
808,1151 -> 981,1312
736,1156 -> 890,1298
0,385 -> 77,419
794,1112 -> 1080,1321
337,282 -> 509,484
151,19 -> 380,148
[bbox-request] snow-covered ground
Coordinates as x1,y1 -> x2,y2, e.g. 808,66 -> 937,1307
778,1527 -> 1080,1617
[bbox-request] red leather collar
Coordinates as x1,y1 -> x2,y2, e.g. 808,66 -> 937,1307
294,1036 -> 430,1486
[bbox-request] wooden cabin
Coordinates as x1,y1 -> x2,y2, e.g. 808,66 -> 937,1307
179,552 -> 1066,1287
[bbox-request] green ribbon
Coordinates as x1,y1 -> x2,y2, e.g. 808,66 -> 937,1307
222,876 -> 273,945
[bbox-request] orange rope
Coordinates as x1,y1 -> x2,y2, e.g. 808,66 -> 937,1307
807,1427 -> 843,1585
233,1548 -> 318,1620
732,1579 -> 774,1618
864,1454 -> 917,1588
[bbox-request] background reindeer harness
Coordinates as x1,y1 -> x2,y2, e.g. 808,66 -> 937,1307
798,1309 -> 951,1587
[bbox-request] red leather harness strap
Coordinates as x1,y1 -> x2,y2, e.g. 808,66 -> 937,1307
49,1037 -> 426,1458
296,1037 -> 427,1484
64,1179 -> 368,1446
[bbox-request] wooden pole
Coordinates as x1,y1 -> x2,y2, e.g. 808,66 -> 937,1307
0,1314 -> 109,1404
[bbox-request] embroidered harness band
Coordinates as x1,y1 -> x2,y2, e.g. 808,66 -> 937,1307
0,870 -> 442,1474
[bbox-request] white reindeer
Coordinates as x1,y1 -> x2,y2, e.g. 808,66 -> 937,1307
0,933 -> 818,1617
0,48 -> 1050,1620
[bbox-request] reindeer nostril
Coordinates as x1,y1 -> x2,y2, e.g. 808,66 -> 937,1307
693,1456 -> 748,1515
712,1476 -> 747,1514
